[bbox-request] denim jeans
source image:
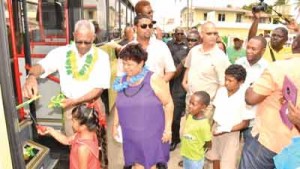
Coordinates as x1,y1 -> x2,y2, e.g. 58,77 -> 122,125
241,127 -> 254,145
239,135 -> 277,169
183,156 -> 204,169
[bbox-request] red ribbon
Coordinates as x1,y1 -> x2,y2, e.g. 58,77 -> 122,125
86,101 -> 106,127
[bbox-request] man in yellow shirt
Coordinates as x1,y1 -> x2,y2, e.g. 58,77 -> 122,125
248,11 -> 291,62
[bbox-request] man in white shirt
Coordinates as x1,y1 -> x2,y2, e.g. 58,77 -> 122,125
182,21 -> 230,123
119,15 -> 175,82
235,36 -> 268,144
22,20 -> 111,136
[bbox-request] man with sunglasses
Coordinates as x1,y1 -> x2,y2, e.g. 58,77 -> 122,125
166,27 -> 188,152
248,11 -> 291,62
22,20 -> 111,137
126,15 -> 175,82
182,22 -> 230,125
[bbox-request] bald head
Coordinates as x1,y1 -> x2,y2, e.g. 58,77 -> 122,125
201,21 -> 216,32
200,21 -> 218,46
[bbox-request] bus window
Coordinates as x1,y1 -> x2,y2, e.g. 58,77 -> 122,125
109,0 -> 120,40
83,0 -> 108,44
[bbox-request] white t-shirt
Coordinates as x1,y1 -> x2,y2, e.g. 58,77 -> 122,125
235,57 -> 268,125
39,44 -> 111,99
213,86 -> 250,132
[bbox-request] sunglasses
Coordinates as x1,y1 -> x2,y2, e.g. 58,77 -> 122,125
205,32 -> 218,36
187,38 -> 198,42
140,23 -> 153,29
75,41 -> 93,45
176,33 -> 184,36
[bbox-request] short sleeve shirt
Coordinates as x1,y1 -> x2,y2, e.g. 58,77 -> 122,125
117,39 -> 176,77
213,86 -> 249,130
184,44 -> 231,99
263,43 -> 291,62
39,44 -> 111,98
251,54 -> 300,153
181,114 -> 212,160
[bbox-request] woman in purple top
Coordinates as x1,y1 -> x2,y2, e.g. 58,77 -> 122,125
112,44 -> 174,169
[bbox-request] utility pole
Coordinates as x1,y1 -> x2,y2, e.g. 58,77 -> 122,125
187,0 -> 189,29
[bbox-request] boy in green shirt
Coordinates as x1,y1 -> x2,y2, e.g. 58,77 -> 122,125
180,91 -> 212,169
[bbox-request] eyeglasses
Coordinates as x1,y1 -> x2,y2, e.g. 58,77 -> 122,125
205,32 -> 218,36
187,38 -> 198,42
176,33 -> 184,36
75,41 -> 93,45
140,23 -> 153,29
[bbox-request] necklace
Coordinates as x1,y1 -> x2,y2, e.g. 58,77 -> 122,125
65,46 -> 98,81
113,67 -> 149,92
123,83 -> 145,97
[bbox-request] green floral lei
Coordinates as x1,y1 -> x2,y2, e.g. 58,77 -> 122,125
65,46 -> 98,81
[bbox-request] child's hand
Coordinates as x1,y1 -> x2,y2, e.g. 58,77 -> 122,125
36,125 -> 54,135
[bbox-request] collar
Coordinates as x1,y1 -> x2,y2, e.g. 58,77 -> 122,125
198,44 -> 219,55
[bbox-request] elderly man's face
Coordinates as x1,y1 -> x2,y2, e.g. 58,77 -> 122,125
270,29 -> 287,49
201,24 -> 218,46
73,27 -> 95,56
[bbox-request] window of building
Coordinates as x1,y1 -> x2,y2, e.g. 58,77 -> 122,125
88,10 -> 93,19
204,13 -> 207,21
236,14 -> 242,22
218,13 -> 225,22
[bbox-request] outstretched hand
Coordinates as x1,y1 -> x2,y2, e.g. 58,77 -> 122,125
287,19 -> 299,32
252,11 -> 261,20
61,98 -> 76,109
37,126 -> 54,135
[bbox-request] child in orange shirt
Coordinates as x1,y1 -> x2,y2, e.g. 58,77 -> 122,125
38,104 -> 101,169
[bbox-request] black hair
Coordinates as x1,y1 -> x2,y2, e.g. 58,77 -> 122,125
250,35 -> 267,48
225,64 -> 247,82
274,27 -> 288,38
134,14 -> 151,26
72,104 -> 102,161
193,91 -> 210,106
119,43 -> 148,64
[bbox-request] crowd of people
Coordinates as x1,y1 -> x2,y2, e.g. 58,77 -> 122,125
21,0 -> 300,169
